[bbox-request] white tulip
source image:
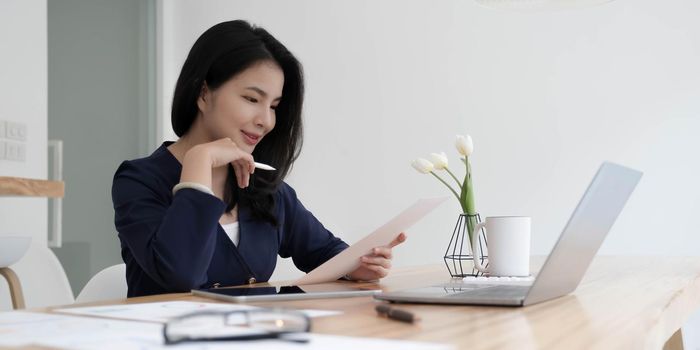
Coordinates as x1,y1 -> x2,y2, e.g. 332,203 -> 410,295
411,158 -> 434,174
455,135 -> 474,157
430,152 -> 449,170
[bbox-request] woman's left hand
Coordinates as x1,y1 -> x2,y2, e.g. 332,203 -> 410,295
347,232 -> 406,281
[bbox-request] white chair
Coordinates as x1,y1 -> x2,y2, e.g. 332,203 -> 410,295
0,236 -> 32,309
75,264 -> 127,303
0,243 -> 75,311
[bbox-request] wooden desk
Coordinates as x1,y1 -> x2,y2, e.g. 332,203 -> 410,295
44,256 -> 700,349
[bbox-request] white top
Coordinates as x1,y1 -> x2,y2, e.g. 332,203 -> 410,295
220,221 -> 240,246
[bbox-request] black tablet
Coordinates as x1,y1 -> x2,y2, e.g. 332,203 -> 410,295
192,284 -> 380,303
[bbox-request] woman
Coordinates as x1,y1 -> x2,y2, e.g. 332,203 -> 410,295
112,20 -> 405,297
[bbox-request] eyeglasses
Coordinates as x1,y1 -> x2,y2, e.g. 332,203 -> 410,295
163,309 -> 311,345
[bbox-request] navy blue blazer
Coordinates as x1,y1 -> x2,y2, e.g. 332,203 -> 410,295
112,142 -> 349,297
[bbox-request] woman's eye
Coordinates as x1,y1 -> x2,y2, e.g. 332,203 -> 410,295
243,96 -> 258,103
270,105 -> 278,111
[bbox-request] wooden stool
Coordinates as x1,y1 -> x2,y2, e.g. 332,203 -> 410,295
0,267 -> 25,309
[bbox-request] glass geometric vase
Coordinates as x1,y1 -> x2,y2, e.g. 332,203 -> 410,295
443,213 -> 488,278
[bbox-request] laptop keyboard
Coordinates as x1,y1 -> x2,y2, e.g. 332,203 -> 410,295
439,276 -> 535,299
444,285 -> 531,299
436,276 -> 533,290
461,276 -> 534,285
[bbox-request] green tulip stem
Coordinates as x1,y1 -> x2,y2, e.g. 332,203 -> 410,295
467,159 -> 476,211
429,171 -> 461,203
460,156 -> 477,246
444,168 -> 463,190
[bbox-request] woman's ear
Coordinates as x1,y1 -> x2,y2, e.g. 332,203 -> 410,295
196,82 -> 211,113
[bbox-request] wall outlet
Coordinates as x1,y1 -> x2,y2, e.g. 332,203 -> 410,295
6,121 -> 27,141
5,141 -> 25,161
0,121 -> 6,139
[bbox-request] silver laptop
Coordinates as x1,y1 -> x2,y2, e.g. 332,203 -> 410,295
374,162 -> 642,307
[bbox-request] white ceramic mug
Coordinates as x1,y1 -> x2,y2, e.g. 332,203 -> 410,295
471,216 -> 531,277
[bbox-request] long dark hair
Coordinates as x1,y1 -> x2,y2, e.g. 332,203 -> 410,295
171,20 -> 304,225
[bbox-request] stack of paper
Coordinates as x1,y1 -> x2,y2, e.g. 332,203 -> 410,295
0,309 -> 454,350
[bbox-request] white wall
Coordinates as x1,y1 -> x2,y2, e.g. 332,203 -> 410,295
0,0 -> 66,311
158,0 -> 700,281
0,0 -> 48,244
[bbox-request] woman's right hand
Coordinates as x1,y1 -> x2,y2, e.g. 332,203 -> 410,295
180,138 -> 256,190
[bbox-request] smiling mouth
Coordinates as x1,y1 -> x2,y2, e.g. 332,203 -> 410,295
241,131 -> 261,145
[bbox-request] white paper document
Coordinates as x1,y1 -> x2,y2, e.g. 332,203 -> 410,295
0,311 -> 454,350
56,301 -> 340,322
294,197 -> 448,285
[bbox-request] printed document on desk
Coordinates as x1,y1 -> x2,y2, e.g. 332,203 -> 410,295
0,311 -> 454,350
294,197 -> 447,285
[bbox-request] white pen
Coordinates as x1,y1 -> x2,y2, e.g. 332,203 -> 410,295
254,162 -> 276,171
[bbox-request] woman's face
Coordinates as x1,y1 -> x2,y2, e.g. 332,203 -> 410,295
197,60 -> 284,154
